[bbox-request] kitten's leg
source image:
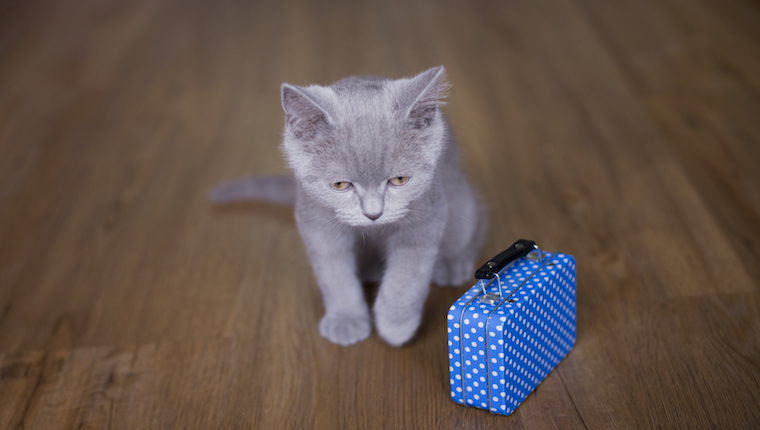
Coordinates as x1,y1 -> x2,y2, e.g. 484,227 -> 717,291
433,219 -> 485,286
297,215 -> 371,346
433,182 -> 487,286
374,219 -> 445,346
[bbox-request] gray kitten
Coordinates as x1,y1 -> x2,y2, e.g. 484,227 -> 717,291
211,66 -> 486,346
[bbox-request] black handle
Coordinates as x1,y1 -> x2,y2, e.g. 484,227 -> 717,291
474,239 -> 537,279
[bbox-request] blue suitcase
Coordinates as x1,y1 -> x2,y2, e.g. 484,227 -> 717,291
447,239 -> 576,415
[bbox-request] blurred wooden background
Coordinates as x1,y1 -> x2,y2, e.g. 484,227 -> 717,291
1,0 -> 759,428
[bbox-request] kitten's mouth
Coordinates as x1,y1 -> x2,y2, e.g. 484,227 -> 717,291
354,218 -> 386,227
341,212 -> 407,227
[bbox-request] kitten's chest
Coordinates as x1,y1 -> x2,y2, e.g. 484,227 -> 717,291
352,227 -> 391,250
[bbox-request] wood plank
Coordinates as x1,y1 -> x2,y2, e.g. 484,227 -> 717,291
0,340 -> 232,429
576,0 -> 760,281
562,293 -> 760,429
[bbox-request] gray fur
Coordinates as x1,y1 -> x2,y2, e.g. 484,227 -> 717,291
213,66 -> 486,346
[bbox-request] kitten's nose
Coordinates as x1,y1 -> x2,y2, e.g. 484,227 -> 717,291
361,194 -> 383,221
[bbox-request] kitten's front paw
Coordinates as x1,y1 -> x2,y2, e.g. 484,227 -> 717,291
319,313 -> 372,346
432,259 -> 474,287
375,311 -> 422,347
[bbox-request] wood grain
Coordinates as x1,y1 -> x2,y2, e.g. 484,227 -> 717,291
1,0 -> 759,428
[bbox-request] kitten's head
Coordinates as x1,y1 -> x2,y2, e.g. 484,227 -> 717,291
280,66 -> 450,227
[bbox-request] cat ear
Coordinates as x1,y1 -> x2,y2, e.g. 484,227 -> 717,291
281,84 -> 332,140
398,65 -> 449,129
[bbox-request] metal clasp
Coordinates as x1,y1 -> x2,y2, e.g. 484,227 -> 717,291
478,246 -> 542,305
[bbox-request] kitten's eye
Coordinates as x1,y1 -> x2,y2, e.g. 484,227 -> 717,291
388,176 -> 411,187
330,181 -> 352,191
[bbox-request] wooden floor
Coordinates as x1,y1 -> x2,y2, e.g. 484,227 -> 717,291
1,0 -> 759,428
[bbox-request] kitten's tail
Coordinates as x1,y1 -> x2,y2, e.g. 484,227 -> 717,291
208,174 -> 296,205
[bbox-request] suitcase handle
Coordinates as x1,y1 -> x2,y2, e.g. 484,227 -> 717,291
475,239 -> 538,279
476,239 -> 541,304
